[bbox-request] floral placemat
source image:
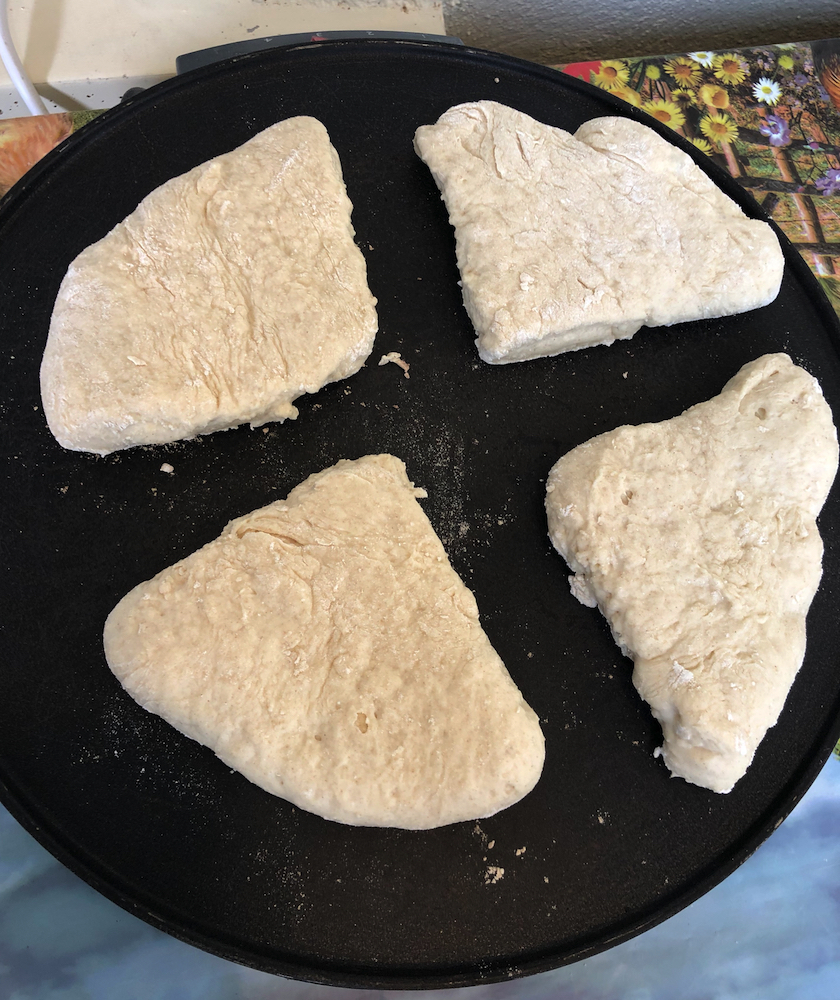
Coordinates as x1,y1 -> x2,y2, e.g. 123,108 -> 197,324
0,110 -> 101,199
558,41 -> 840,317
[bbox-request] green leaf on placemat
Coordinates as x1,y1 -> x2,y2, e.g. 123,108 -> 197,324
817,274 -> 840,312
69,109 -> 104,130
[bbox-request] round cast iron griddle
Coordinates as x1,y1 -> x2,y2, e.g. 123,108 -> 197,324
1,39 -> 839,989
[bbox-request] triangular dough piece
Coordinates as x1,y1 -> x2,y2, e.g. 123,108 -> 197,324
545,355 -> 837,793
414,102 -> 783,364
41,117 -> 378,455
104,455 -> 545,828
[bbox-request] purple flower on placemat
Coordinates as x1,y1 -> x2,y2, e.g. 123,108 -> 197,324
807,139 -> 823,150
818,83 -> 832,102
815,168 -> 840,196
794,72 -> 809,87
759,114 -> 791,147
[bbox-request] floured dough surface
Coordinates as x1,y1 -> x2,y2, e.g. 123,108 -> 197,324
545,355 -> 837,793
104,455 -> 545,828
41,117 -> 378,455
414,102 -> 784,363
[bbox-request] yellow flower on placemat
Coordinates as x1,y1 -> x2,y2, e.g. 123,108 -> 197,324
690,137 -> 713,154
664,57 -> 701,87
671,88 -> 696,109
645,64 -> 661,80
643,99 -> 685,129
778,54 -> 795,70
700,112 -> 739,144
698,83 -> 730,109
592,60 -> 629,90
713,53 -> 747,85
613,86 -> 643,107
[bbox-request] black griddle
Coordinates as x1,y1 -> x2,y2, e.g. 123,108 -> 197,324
1,40 -> 839,989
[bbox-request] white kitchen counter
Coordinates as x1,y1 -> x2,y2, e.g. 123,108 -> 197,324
0,0 -> 444,116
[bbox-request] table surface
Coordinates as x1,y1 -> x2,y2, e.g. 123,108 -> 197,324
2,37 -> 840,1000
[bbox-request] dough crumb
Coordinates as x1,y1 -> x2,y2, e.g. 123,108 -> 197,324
160,463 -> 174,474
485,865 -> 505,884
378,351 -> 410,378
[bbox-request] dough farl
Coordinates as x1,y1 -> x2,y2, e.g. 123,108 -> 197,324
104,455 -> 545,828
545,355 -> 837,793
41,117 -> 378,455
414,102 -> 783,363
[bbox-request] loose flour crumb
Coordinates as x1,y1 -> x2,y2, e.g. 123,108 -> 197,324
379,351 -> 410,378
485,865 -> 505,884
160,463 -> 174,474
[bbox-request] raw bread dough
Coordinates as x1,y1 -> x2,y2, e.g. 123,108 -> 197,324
41,117 -> 378,455
414,102 -> 784,364
104,455 -> 545,828
545,355 -> 837,793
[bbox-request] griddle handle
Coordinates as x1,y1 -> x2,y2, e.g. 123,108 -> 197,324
175,30 -> 464,76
